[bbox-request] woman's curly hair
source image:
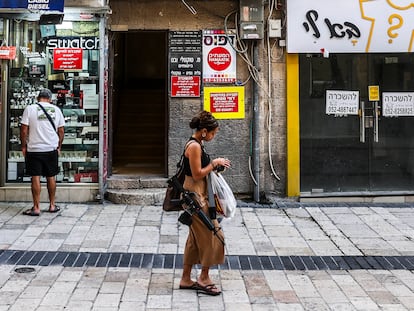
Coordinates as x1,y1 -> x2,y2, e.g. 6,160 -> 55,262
189,110 -> 219,131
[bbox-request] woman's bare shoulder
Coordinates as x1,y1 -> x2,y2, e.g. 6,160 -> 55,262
185,140 -> 201,156
185,140 -> 200,150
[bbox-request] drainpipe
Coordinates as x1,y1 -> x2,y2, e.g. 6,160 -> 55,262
0,20 -> 10,186
253,41 -> 260,202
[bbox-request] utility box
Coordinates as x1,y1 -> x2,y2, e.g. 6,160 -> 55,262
239,0 -> 264,39
268,19 -> 282,38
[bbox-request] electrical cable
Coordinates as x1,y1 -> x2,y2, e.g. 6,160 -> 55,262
266,0 -> 281,181
181,0 -> 197,15
224,10 -> 248,54
223,4 -> 282,184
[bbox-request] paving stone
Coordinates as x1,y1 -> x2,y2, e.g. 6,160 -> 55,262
276,302 -> 305,310
64,300 -> 93,311
70,287 -> 99,301
8,298 -> 42,311
146,294 -> 172,309
273,290 -> 300,303
299,297 -> 330,311
40,291 -> 71,307
118,301 -> 146,311
349,296 -> 380,310
93,293 -> 122,308
313,279 -> 348,304
99,281 -> 125,294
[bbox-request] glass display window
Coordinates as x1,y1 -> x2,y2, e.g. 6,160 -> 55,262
6,19 -> 100,183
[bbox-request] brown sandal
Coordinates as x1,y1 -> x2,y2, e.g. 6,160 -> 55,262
198,284 -> 221,296
179,282 -> 202,290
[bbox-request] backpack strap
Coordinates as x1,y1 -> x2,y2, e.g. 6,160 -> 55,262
177,139 -> 197,173
36,103 -> 57,133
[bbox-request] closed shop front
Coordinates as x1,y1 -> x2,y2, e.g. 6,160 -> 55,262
286,0 -> 414,199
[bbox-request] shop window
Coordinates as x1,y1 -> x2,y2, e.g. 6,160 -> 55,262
7,20 -> 100,183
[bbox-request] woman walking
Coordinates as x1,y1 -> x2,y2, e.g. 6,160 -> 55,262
179,111 -> 231,296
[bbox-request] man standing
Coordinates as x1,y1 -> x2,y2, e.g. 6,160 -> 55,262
20,88 -> 65,216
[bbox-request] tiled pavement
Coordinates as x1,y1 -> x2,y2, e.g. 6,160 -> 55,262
1,201 -> 414,310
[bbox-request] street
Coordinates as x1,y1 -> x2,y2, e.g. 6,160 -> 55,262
1,201 -> 414,310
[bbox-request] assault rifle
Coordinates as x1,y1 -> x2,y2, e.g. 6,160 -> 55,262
167,175 -> 224,244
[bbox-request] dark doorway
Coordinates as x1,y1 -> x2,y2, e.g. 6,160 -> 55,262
111,31 -> 167,176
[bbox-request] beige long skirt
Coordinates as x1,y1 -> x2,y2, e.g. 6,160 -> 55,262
182,175 -> 225,267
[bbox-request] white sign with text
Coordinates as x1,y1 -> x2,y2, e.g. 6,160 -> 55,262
382,92 -> 414,117
326,90 -> 359,115
287,0 -> 414,53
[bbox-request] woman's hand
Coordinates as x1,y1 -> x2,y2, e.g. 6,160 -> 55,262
212,158 -> 231,170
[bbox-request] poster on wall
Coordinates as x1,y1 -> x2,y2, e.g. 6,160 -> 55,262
204,86 -> 245,119
326,90 -> 359,115
171,76 -> 200,97
169,31 -> 202,98
203,30 -> 236,83
53,48 -> 83,70
0,0 -> 64,12
287,0 -> 414,53
382,92 -> 414,117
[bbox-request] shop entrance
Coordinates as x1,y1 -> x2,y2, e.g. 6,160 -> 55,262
300,53 -> 414,194
111,31 -> 167,176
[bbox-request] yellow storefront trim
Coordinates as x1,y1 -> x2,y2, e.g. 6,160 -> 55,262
286,54 -> 300,196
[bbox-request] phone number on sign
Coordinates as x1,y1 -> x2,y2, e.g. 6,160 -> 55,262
326,105 -> 358,115
383,107 -> 414,116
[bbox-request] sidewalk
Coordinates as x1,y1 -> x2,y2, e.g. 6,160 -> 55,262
1,200 -> 414,310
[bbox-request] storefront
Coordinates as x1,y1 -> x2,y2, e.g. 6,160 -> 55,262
0,0 -> 110,202
286,0 -> 414,198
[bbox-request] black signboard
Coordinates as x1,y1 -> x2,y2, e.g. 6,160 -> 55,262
169,30 -> 202,53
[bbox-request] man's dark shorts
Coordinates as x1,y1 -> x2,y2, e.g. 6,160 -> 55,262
25,150 -> 59,177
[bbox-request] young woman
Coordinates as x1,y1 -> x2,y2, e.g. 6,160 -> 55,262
179,110 -> 231,296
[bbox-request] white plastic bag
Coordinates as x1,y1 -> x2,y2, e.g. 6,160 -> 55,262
209,172 -> 237,218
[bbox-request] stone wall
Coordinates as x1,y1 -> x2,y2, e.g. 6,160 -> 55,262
108,0 -> 287,198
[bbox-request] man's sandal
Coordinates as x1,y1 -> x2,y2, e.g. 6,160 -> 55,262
48,206 -> 61,213
23,208 -> 40,216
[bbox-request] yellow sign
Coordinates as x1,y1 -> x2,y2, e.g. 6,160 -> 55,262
204,86 -> 245,119
369,85 -> 380,101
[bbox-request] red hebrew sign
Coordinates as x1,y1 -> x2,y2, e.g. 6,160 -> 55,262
210,92 -> 239,113
53,48 -> 83,70
171,76 -> 200,97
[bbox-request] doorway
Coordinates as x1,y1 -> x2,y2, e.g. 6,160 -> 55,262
111,31 -> 167,176
300,53 -> 414,193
